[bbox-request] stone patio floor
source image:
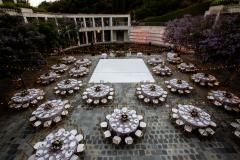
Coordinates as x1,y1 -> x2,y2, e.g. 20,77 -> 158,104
0,52 -> 239,160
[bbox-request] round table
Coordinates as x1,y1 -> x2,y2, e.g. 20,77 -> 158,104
75,58 -> 91,67
57,79 -> 82,91
83,84 -> 114,105
165,79 -> 193,94
152,64 -> 172,76
61,56 -> 76,64
69,66 -> 89,78
178,63 -> 197,72
177,104 -> 211,128
167,52 -> 182,64
191,73 -> 219,87
51,64 -> 68,73
108,108 -> 140,135
208,90 -> 240,112
148,57 -> 164,66
87,84 -> 110,99
33,99 -> 66,121
9,89 -> 45,109
39,72 -> 59,84
33,128 -> 84,160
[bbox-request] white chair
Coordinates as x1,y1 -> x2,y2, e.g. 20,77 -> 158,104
86,99 -> 93,104
214,82 -> 219,86
198,128 -> 208,137
207,96 -> 214,100
172,113 -> 179,119
64,104 -> 71,109
165,81 -> 169,84
135,130 -> 143,138
112,136 -> 121,145
74,87 -> 80,90
167,85 -> 172,89
214,101 -> 222,106
109,92 -> 114,96
68,90 -> 74,94
55,90 -> 60,94
103,130 -> 111,138
29,116 -> 36,122
210,121 -> 217,128
144,98 -> 150,103
61,110 -> 69,116
125,136 -> 133,145
137,115 -> 143,121
159,97 -> 165,102
139,122 -> 147,129
33,142 -> 42,150
101,98 -> 108,104
178,90 -> 184,94
22,103 -> 29,108
171,108 -> 178,113
70,129 -> 78,135
108,96 -> 113,100
184,125 -> 192,133
100,122 -> 108,129
175,119 -> 184,126
206,127 -> 215,136
43,120 -> 52,128
93,100 -> 100,105
171,88 -> 176,92
136,91 -> 142,95
138,95 -> 144,99
54,87 -> 58,90
82,95 -> 88,100
61,91 -> 66,95
33,121 -> 42,128
31,99 -> 38,104
77,144 -> 85,153
76,134 -> 84,142
185,90 -> 191,94
152,99 -> 159,104
70,155 -> 79,160
53,116 -> 62,123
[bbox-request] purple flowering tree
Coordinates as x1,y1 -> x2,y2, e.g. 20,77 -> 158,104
164,14 -> 240,64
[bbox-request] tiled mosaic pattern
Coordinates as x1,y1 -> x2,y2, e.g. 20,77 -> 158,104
0,53 -> 239,160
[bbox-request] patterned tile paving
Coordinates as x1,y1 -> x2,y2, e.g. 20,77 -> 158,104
0,53 -> 239,160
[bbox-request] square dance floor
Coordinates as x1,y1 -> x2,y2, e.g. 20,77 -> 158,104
89,59 -> 155,83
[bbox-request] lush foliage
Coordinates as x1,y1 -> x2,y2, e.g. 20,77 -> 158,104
165,14 -> 240,64
38,0 -> 209,20
142,1 -> 211,23
0,14 -> 61,73
211,0 -> 239,5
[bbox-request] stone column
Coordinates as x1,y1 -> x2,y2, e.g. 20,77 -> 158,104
23,16 -> 28,23
92,17 -> 96,28
93,31 -> 97,43
83,18 -> 88,44
74,18 -> 80,46
45,17 -> 48,21
102,30 -> 105,42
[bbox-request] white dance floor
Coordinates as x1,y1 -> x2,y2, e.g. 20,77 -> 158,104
89,59 -> 155,83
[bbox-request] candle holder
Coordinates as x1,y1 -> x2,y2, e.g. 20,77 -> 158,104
121,114 -> 129,122
50,139 -> 63,151
20,90 -> 29,97
44,103 -> 53,110
95,86 -> 101,92
64,80 -> 71,85
150,85 -> 156,91
177,80 -> 182,84
190,109 -> 199,118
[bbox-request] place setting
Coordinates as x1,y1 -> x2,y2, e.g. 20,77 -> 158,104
82,84 -> 114,105
29,99 -> 72,128
170,104 -> 217,138
152,63 -> 172,76
69,66 -> 89,78
51,63 -> 69,74
36,71 -> 60,85
165,79 -> 194,94
178,62 -> 197,73
100,107 -> 147,145
167,52 -> 182,64
191,73 -> 220,87
55,79 -> 83,96
207,90 -> 240,113
136,84 -> 168,104
8,88 -> 45,110
75,58 -> 91,67
28,128 -> 85,160
61,56 -> 77,64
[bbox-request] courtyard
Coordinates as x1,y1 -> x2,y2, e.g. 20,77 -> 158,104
0,45 -> 239,160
